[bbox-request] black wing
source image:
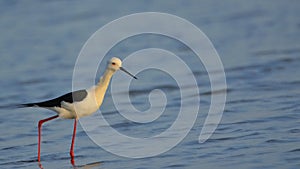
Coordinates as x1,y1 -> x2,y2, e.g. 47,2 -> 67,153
21,89 -> 88,108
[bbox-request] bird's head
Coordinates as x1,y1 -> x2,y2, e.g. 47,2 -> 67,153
108,57 -> 122,72
107,57 -> 137,79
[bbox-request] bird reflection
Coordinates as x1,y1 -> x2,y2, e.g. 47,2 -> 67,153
71,159 -> 102,169
38,158 -> 101,169
38,162 -> 44,169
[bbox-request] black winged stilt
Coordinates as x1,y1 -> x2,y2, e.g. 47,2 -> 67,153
21,57 -> 137,162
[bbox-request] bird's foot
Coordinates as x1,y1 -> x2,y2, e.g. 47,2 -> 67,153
70,151 -> 75,158
70,151 -> 76,166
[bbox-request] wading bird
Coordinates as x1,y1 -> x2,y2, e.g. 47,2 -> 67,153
20,57 -> 137,162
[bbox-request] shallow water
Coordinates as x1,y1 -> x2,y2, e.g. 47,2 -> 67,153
1,1 -> 300,169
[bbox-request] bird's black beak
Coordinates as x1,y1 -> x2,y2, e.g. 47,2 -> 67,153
120,67 -> 138,79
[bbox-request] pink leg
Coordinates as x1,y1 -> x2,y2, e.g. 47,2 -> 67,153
70,119 -> 77,159
38,115 -> 59,162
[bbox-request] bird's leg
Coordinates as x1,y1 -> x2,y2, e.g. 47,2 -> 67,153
70,118 -> 77,159
38,115 -> 59,162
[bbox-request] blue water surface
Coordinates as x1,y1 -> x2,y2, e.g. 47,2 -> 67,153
0,1 -> 300,169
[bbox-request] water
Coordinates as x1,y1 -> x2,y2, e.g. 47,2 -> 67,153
1,1 -> 300,168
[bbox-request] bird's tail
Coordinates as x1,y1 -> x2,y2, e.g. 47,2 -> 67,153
19,103 -> 36,107
0,103 -> 37,109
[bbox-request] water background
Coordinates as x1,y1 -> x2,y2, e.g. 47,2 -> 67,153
0,1 -> 300,169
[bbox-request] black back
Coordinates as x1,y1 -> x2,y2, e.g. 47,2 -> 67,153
22,89 -> 88,108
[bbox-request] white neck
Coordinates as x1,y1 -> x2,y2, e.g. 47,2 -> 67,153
95,69 -> 114,106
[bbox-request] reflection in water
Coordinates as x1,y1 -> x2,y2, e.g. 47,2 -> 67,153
71,157 -> 75,167
72,160 -> 102,169
37,158 -> 101,169
38,162 -> 44,169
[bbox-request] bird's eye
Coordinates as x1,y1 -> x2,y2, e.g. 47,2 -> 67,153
112,62 -> 116,65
